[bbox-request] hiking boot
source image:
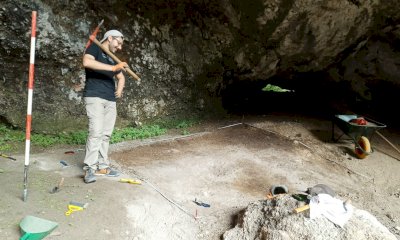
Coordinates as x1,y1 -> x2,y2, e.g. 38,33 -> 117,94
94,167 -> 120,177
84,169 -> 96,183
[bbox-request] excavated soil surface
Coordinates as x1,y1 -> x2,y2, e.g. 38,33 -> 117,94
1,114 -> 399,239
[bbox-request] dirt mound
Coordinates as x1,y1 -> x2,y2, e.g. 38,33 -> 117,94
223,195 -> 397,240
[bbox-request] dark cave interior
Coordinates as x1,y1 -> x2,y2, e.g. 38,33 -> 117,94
220,73 -> 395,129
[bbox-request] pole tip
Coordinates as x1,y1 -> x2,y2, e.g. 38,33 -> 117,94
23,189 -> 28,202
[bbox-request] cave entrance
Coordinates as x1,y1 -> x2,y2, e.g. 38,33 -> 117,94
220,75 -> 336,118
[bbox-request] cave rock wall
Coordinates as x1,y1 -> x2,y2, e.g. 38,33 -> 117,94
1,0 -> 399,132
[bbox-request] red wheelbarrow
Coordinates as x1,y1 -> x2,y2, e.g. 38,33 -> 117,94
332,114 -> 386,159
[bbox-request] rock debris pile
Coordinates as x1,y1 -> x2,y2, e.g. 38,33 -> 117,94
223,194 -> 397,240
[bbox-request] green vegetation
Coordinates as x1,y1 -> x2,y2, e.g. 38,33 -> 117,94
0,124 -> 91,151
262,84 -> 293,92
153,118 -> 198,135
0,118 -> 199,152
0,124 -> 25,151
111,125 -> 166,144
153,118 -> 198,130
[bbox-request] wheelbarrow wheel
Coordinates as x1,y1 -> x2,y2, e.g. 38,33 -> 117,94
355,136 -> 371,159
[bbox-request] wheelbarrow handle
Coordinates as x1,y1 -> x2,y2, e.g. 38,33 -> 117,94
376,131 -> 400,155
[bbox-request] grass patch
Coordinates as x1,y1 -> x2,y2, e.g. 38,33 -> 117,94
153,118 -> 199,135
111,125 -> 167,143
0,118 -> 199,152
0,125 -> 25,152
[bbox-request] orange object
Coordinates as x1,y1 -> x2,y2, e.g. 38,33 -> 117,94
266,192 -> 274,199
355,136 -> 371,159
112,62 -> 128,72
350,118 -> 367,125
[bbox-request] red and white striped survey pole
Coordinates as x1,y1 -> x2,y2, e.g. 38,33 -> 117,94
23,11 -> 37,202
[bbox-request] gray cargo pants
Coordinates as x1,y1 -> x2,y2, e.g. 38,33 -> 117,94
83,97 -> 116,171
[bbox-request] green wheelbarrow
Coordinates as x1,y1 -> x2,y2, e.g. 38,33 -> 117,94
19,215 -> 58,240
332,114 -> 386,159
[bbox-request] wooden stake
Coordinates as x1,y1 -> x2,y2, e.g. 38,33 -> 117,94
376,131 -> 400,155
294,204 -> 310,213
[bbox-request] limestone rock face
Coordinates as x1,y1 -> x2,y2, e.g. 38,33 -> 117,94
1,0 -> 399,132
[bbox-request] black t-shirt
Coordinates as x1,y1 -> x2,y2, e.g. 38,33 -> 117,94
83,44 -> 121,101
